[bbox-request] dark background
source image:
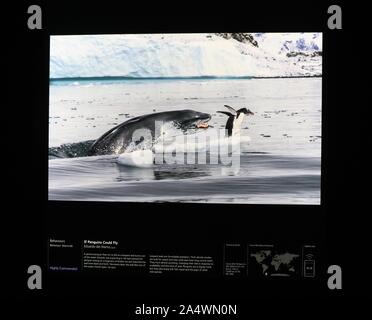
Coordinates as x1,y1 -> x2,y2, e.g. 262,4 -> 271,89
7,0 -> 367,308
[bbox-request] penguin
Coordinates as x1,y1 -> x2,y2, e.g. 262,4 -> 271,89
217,105 -> 254,137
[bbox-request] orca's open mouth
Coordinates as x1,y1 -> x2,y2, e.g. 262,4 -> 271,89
178,113 -> 211,131
196,118 -> 211,129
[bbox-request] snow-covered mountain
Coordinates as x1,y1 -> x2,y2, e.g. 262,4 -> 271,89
254,33 -> 322,54
50,33 -> 322,79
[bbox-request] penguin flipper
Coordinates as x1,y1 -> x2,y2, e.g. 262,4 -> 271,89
217,111 -> 235,137
217,111 -> 233,117
224,105 -> 237,115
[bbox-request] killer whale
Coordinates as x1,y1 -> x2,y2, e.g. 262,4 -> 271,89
217,105 -> 254,137
88,109 -> 211,156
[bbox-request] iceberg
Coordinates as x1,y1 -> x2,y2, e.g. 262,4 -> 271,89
50,33 -> 322,79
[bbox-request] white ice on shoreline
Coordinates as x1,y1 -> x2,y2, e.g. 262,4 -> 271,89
50,33 -> 322,79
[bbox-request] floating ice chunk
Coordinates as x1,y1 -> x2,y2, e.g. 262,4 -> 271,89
117,149 -> 153,168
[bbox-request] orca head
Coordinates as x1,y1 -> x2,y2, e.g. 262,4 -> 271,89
174,110 -> 211,131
